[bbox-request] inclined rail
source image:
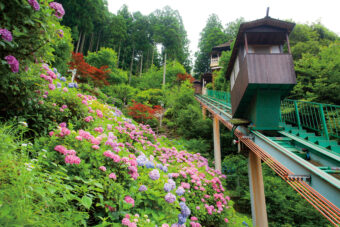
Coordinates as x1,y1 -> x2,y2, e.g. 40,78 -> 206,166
195,94 -> 340,225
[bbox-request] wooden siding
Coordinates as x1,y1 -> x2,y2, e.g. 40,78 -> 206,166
231,57 -> 249,116
231,53 -> 296,116
247,53 -> 296,84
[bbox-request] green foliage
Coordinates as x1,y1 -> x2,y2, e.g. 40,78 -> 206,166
135,89 -> 165,106
0,123 -> 88,226
164,81 -> 212,140
137,61 -> 186,89
101,84 -> 137,107
86,47 -> 118,70
51,26 -> 74,75
222,155 -> 331,226
85,48 -> 128,84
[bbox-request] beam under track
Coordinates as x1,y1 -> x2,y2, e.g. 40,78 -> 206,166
249,152 -> 268,227
213,115 -> 221,171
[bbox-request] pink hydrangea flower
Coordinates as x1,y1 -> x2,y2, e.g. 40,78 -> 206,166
49,131 -> 54,136
124,196 -> 135,207
109,173 -> 116,180
0,28 -> 13,42
48,83 -> 55,90
5,55 -> 19,73
224,218 -> 228,223
65,155 -> 81,164
75,136 -> 83,141
27,0 -> 40,10
62,87 -> 68,92
99,166 -> 106,172
122,218 -> 130,226
92,145 -> 100,150
49,2 -> 65,19
191,217 -> 198,221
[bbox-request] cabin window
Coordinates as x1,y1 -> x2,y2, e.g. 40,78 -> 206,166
248,45 -> 282,54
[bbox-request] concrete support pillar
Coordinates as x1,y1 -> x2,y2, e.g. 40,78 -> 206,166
202,106 -> 207,120
248,152 -> 268,227
213,115 -> 221,171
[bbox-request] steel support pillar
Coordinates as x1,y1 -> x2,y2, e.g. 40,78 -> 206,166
213,115 -> 221,171
248,151 -> 268,227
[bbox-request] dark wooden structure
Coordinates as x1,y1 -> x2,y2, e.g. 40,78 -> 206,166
193,80 -> 202,94
210,41 -> 231,71
226,16 -> 296,130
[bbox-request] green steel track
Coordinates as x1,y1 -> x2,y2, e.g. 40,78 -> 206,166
195,94 -> 340,209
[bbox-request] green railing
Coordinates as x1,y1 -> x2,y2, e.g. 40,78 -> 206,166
281,99 -> 340,140
206,89 -> 231,106
205,90 -> 340,140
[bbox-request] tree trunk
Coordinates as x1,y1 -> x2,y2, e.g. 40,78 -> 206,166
117,42 -> 121,67
76,31 -> 82,53
139,53 -> 143,77
163,52 -> 167,86
88,33 -> 94,52
96,33 -> 101,53
80,33 -> 86,54
129,46 -> 135,84
151,46 -> 154,66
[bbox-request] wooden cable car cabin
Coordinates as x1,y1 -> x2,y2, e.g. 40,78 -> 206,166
226,16 -> 296,130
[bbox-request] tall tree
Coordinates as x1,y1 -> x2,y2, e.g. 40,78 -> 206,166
194,14 -> 227,78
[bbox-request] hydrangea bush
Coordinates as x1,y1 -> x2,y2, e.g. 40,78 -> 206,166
29,64 -> 251,226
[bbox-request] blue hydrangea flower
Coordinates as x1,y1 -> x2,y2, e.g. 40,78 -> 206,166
164,183 -> 172,192
53,68 -> 58,73
176,187 -> 185,196
60,76 -> 66,82
181,205 -> 191,217
162,166 -> 168,173
74,83 -> 78,88
57,82 -> 62,88
177,213 -> 187,225
57,73 -> 61,79
136,155 -> 147,166
156,163 -> 163,170
68,83 -> 74,88
168,179 -> 176,190
145,161 -> 155,169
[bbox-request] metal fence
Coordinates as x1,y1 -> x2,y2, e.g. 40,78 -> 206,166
206,89 -> 231,106
205,90 -> 340,140
281,99 -> 340,140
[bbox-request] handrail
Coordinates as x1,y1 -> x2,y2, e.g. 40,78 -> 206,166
205,89 -> 340,140
206,89 -> 231,106
281,99 -> 340,140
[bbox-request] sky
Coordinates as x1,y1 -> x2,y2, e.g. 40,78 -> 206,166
107,0 -> 340,60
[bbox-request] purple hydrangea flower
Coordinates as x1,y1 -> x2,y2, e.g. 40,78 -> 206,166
156,163 -> 163,170
28,0 -> 40,11
57,82 -> 62,88
164,183 -> 172,192
168,179 -> 176,190
176,187 -> 185,196
181,205 -> 191,217
178,213 -> 187,225
164,193 -> 176,203
49,2 -> 65,19
145,161 -> 155,169
168,173 -> 173,178
68,83 -> 74,88
5,55 -> 19,73
74,83 -> 79,88
162,165 -> 168,173
137,155 -> 147,166
139,185 -> 147,192
0,29 -> 13,42
53,68 -> 58,73
149,169 -> 160,180
60,76 -> 66,82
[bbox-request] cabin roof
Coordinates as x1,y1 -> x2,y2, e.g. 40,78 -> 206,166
211,41 -> 232,55
225,16 -> 295,79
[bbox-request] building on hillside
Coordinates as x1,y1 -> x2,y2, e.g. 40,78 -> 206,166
225,16 -> 296,130
210,41 -> 231,72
